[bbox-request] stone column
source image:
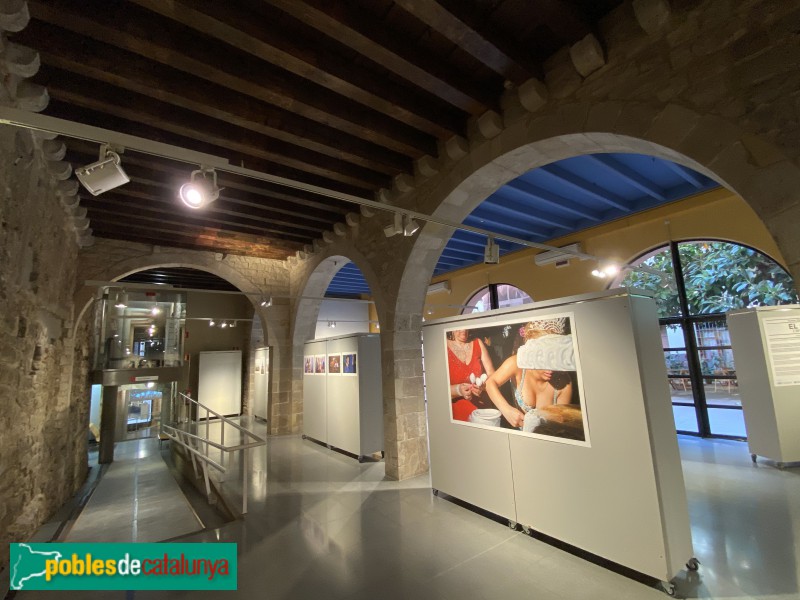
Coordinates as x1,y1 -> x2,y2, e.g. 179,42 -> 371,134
381,314 -> 429,481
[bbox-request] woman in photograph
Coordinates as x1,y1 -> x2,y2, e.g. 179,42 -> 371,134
447,329 -> 495,421
485,319 -> 574,430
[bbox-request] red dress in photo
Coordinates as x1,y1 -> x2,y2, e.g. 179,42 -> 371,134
447,339 -> 483,421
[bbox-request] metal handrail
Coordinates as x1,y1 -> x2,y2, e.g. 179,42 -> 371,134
168,392 -> 266,514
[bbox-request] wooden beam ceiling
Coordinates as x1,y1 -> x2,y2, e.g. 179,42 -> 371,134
17,0 -> 622,261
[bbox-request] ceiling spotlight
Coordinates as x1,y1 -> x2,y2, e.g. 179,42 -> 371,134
209,320 -> 215,327
220,321 -> 228,328
403,214 -> 420,237
484,237 -> 500,264
179,167 -> 222,209
151,306 -> 160,316
75,144 -> 130,196
383,213 -> 403,237
229,320 -> 236,328
328,321 -> 336,328
260,297 -> 272,307
591,263 -> 622,278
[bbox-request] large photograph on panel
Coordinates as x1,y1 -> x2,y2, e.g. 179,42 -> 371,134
444,312 -> 589,445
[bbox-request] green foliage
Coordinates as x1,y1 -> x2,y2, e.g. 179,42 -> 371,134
621,242 -> 799,318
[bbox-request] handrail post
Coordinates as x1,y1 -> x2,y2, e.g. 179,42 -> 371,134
205,407 -> 210,461
220,424 -> 226,469
242,447 -> 248,515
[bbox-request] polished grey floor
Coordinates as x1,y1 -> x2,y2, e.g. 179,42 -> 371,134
65,439 -> 203,543
16,425 -> 800,600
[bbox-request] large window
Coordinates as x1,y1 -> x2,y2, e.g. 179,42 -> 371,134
462,284 -> 533,314
620,240 -> 798,439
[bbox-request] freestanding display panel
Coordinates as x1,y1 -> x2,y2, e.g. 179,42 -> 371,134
252,346 -> 270,420
728,305 -> 800,466
302,334 -> 383,460
198,350 -> 242,416
422,290 -> 693,586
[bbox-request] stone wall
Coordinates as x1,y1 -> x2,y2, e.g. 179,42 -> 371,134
0,129 -> 90,579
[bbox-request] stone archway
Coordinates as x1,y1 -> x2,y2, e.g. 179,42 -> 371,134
74,240 -> 293,430
386,102 -> 800,480
289,242 -> 385,436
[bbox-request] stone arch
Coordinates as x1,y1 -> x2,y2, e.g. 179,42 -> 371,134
387,101 -> 800,480
289,241 -> 385,435
73,245 -> 294,430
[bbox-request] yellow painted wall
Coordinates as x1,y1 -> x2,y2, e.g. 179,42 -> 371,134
424,188 -> 786,320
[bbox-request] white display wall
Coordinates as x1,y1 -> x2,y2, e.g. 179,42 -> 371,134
728,305 -> 800,464
302,333 -> 383,459
198,350 -> 242,416
314,299 -> 371,339
422,290 -> 692,583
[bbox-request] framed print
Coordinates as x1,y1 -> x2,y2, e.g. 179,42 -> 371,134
304,356 -> 313,374
342,353 -> 357,375
328,353 -> 341,374
314,355 -> 326,374
443,312 -> 589,446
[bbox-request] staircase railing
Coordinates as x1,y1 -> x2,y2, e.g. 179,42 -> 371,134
162,392 -> 266,514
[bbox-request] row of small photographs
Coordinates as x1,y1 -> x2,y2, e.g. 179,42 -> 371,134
304,353 -> 357,375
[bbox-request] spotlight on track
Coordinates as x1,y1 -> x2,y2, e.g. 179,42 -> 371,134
383,213 -> 403,237
75,144 -> 130,196
260,297 -> 272,308
484,236 -> 500,264
403,214 -> 420,237
179,167 -> 222,209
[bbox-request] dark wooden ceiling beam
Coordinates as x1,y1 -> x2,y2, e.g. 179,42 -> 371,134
90,226 -> 291,260
18,21 -> 410,175
43,70 -> 390,190
392,0 -> 536,83
83,201 -> 315,245
29,0 -> 438,157
262,0 -> 498,114
129,0 -> 468,136
88,214 -> 303,249
99,186 -> 323,239
47,100 -> 374,198
123,174 -> 342,226
65,139 -> 354,216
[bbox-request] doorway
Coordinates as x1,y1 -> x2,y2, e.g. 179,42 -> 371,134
621,240 -> 798,438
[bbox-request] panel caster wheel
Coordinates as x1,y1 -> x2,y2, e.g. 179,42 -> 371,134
777,462 -> 786,470
358,455 -> 365,463
432,488 -> 439,496
520,525 -> 532,535
507,520 -> 519,531
302,434 -> 307,440
750,453 -> 757,463
659,581 -> 676,596
381,450 -> 385,458
686,557 -> 700,571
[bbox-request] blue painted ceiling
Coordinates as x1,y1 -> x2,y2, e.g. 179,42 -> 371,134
326,152 -> 718,296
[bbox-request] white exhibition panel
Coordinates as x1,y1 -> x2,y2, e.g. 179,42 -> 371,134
326,335 -> 360,453
198,350 -> 242,416
303,340 -> 327,442
303,334 -> 383,456
252,347 -> 270,420
422,291 -> 692,582
728,306 -> 800,463
356,335 -> 384,456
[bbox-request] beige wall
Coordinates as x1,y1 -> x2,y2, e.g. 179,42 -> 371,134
425,189 -> 786,320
